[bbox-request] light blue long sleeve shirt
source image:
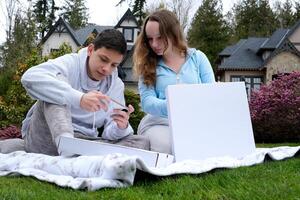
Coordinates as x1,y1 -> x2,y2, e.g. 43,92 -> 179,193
138,48 -> 215,118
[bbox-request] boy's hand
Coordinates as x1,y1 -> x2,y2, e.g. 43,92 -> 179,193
80,91 -> 110,112
111,104 -> 134,129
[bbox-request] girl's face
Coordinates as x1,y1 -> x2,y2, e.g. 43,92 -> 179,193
145,20 -> 172,56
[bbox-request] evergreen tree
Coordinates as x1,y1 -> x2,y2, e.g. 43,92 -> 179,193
234,0 -> 276,39
48,0 -> 58,30
274,0 -> 295,28
256,0 -> 277,35
2,10 -> 37,70
223,10 -> 236,43
187,0 -> 230,72
294,2 -> 300,22
62,0 -> 88,29
116,0 -> 146,26
33,0 -> 59,38
132,0 -> 146,26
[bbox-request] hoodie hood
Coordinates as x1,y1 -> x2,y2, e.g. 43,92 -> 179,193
157,48 -> 197,69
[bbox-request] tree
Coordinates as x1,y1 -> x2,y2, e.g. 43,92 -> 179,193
48,0 -> 58,31
233,0 -> 277,39
294,2 -> 300,22
167,0 -> 194,33
116,0 -> 146,26
33,0 -> 59,38
188,0 -> 230,72
223,10 -> 236,43
145,0 -> 165,14
2,0 -> 20,41
274,0 -> 295,28
143,0 -> 194,33
62,0 -> 88,29
132,0 -> 146,26
0,8 -> 37,95
2,10 -> 37,70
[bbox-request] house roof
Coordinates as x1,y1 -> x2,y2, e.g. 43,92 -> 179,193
218,19 -> 300,71
219,39 -> 246,56
115,9 -> 138,28
219,38 -> 268,70
41,17 -> 81,46
75,24 -> 113,45
285,19 -> 300,38
41,17 -> 114,46
259,29 -> 289,50
41,8 -> 140,48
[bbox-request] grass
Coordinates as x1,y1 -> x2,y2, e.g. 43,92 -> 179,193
0,143 -> 299,200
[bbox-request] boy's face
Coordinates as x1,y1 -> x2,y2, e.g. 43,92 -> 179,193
87,44 -> 123,81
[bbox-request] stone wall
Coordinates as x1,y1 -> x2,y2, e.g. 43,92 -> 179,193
265,52 -> 300,83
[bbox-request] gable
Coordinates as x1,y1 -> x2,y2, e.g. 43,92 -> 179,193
42,33 -> 78,56
288,25 -> 300,51
262,39 -> 300,69
265,51 -> 300,82
41,17 -> 80,46
115,9 -> 138,28
114,9 -> 139,45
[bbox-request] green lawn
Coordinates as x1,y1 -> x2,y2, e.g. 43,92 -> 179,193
0,143 -> 299,200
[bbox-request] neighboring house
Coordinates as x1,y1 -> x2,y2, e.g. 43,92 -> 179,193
217,19 -> 300,97
40,9 -> 140,88
114,9 -> 140,90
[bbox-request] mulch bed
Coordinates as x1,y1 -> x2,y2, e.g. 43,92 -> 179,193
0,125 -> 21,140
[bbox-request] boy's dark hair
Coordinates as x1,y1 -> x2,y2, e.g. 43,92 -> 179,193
93,29 -> 127,55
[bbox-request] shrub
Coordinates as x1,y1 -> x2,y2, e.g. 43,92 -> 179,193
47,43 -> 72,59
124,89 -> 145,133
0,43 -> 71,128
249,72 -> 300,142
0,68 -> 15,96
0,50 -> 44,128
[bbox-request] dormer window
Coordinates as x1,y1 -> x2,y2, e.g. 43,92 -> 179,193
123,28 -> 134,42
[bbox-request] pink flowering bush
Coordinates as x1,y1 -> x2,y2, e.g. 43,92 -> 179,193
249,71 -> 300,142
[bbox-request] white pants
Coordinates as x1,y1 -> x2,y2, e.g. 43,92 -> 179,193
138,114 -> 172,154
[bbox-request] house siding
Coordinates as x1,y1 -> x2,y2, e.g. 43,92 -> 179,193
42,33 -> 78,56
116,20 -> 139,46
288,26 -> 300,51
122,56 -> 138,83
222,71 -> 265,82
265,52 -> 300,82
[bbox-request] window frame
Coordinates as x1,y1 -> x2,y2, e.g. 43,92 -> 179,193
122,27 -> 134,42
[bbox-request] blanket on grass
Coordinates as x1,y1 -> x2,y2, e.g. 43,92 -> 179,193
0,146 -> 299,191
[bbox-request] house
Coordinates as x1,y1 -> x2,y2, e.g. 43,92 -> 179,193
40,9 -> 140,89
217,20 -> 300,97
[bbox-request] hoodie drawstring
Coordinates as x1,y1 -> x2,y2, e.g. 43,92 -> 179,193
92,112 -> 96,132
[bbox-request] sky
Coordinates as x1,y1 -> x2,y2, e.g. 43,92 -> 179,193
0,0 -> 272,45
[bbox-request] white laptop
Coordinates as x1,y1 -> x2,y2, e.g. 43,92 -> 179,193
166,82 -> 256,162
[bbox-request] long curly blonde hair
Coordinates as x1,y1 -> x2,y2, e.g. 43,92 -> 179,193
133,9 -> 187,87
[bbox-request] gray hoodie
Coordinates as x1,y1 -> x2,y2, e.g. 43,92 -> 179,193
21,48 -> 133,140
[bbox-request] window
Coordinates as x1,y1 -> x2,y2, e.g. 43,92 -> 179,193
272,73 -> 290,80
123,28 -> 134,42
230,76 -> 264,98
